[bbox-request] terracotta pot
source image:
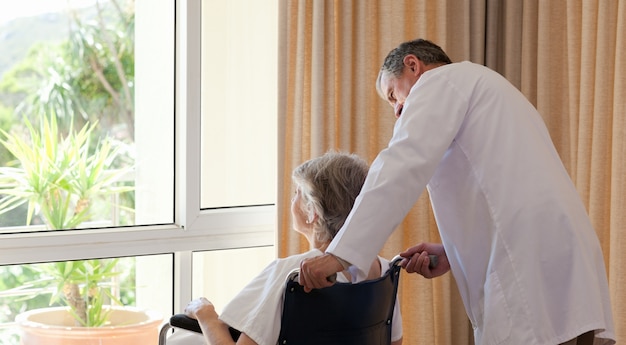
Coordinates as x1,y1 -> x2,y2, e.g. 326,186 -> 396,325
16,306 -> 163,345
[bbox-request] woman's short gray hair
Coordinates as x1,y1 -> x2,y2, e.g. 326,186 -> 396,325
292,151 -> 369,243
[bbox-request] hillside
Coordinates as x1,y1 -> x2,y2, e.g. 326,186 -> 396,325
0,12 -> 71,79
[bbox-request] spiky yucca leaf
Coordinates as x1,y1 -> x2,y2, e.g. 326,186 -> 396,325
0,114 -> 133,229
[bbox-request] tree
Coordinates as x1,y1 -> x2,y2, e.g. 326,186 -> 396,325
1,0 -> 135,143
0,0 -> 136,226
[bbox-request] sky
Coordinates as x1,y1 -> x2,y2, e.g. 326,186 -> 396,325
0,0 -> 98,25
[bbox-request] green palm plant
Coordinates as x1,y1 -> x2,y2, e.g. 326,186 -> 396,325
0,114 -> 132,229
0,113 -> 133,327
38,259 -> 122,327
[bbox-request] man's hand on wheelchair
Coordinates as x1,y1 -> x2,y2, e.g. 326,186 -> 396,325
400,242 -> 450,279
299,253 -> 344,292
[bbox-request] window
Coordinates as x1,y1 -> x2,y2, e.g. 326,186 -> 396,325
0,254 -> 174,343
0,0 -> 277,343
192,247 -> 276,313
0,0 -> 174,231
200,0 -> 277,209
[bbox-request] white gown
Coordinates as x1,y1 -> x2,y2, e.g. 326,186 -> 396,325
327,61 -> 615,345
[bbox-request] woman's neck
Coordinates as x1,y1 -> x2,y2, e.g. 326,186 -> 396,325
312,240 -> 330,253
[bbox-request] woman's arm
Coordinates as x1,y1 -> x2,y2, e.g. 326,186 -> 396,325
184,297 -> 258,345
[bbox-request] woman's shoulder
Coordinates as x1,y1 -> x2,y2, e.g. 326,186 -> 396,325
275,248 -> 323,265
263,249 -> 324,278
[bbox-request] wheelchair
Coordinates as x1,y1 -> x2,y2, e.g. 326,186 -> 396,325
158,255 -> 418,345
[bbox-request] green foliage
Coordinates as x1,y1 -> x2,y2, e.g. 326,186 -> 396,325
0,258 -> 135,327
0,0 -> 137,332
0,104 -> 15,164
0,113 -> 135,328
0,0 -> 136,142
0,114 -> 133,229
0,265 -> 49,323
13,1 -> 136,140
2,257 -> 137,328
0,9 -> 69,81
41,259 -> 122,327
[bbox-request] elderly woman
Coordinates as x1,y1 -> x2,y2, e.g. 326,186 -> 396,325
172,151 -> 403,345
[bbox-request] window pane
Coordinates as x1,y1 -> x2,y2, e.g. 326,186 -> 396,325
200,0 -> 277,208
0,254 -> 171,345
192,246 -> 275,313
0,0 -> 174,232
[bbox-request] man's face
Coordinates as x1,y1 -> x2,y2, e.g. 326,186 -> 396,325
380,59 -> 421,119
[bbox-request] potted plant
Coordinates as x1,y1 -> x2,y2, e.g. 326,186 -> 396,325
0,114 -> 162,344
14,259 -> 163,345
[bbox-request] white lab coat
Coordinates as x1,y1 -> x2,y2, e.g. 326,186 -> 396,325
327,61 -> 615,345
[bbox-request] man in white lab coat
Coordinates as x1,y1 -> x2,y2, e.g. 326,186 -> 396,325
298,39 -> 615,345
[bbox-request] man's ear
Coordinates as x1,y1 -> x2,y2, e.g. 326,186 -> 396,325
403,54 -> 422,75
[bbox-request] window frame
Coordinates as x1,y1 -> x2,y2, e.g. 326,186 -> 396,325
0,0 -> 276,311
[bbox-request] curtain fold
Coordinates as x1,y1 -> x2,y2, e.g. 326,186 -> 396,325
277,0 -> 624,343
609,1 -> 626,339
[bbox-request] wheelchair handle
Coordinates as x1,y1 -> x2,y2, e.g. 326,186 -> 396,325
326,254 -> 438,283
391,254 -> 438,269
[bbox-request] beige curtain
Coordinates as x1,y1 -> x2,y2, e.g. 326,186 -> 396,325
277,1 -> 625,344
